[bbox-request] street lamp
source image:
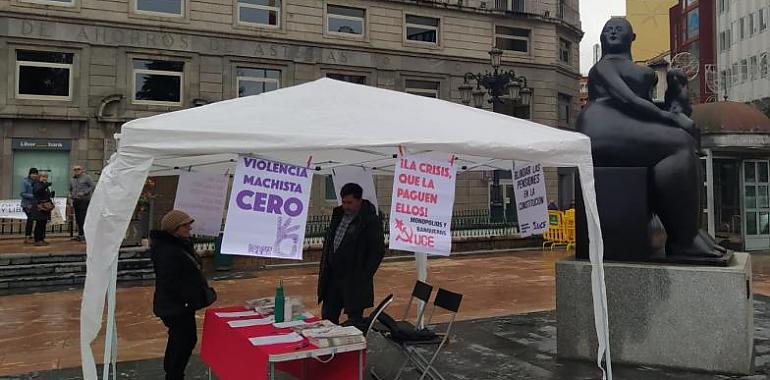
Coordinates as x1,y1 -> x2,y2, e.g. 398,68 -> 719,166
458,48 -> 534,223
459,48 -> 533,108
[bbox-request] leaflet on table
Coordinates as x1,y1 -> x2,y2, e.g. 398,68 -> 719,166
248,332 -> 304,346
228,316 -> 275,328
216,310 -> 261,318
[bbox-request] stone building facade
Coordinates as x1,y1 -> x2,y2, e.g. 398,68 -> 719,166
0,0 -> 582,217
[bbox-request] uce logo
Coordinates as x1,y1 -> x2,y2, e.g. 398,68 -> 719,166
533,221 -> 547,230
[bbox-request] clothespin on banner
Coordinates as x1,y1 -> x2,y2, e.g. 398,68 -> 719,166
449,154 -> 457,166
306,156 -> 313,169
398,145 -> 405,157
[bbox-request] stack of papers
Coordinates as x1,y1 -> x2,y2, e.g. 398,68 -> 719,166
216,310 -> 261,318
227,316 -> 275,328
248,332 -> 304,346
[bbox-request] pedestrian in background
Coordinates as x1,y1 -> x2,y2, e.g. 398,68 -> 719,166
31,172 -> 55,246
69,165 -> 94,242
151,209 -> 217,380
20,168 -> 39,244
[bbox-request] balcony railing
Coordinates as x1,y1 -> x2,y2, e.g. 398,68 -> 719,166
492,0 -> 581,29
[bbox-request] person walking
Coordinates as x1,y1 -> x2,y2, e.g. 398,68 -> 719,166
31,172 -> 55,246
317,183 -> 384,326
20,168 -> 39,244
151,209 -> 217,380
69,165 -> 94,242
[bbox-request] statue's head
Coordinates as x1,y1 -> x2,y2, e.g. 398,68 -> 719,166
600,17 -> 635,56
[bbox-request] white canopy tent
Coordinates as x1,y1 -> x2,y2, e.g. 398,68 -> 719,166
79,78 -> 612,379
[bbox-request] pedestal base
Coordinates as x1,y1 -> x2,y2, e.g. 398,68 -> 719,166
556,252 -> 754,375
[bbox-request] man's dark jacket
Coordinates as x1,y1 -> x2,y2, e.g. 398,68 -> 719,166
150,230 -> 210,318
317,199 -> 385,313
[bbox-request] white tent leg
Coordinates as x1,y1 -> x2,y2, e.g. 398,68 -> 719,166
414,252 -> 428,328
102,258 -> 119,380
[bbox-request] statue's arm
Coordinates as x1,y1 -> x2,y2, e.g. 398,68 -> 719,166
593,63 -> 675,125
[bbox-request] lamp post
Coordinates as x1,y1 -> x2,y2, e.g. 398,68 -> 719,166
459,48 -> 534,223
458,48 -> 533,108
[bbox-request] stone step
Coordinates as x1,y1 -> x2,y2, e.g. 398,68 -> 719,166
0,258 -> 152,278
0,268 -> 156,289
0,248 -> 148,266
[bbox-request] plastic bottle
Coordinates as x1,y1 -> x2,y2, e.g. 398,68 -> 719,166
274,280 -> 285,323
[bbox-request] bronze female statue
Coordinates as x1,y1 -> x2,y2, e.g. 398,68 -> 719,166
577,18 -> 724,258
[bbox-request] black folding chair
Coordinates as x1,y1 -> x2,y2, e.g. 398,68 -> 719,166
370,281 -> 434,380
391,288 -> 463,380
363,294 -> 394,337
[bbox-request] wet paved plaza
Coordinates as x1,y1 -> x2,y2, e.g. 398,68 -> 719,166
3,249 -> 770,379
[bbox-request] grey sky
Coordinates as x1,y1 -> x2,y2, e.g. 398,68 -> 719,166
579,1 -> 627,75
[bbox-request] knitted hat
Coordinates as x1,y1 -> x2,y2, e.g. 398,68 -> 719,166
160,209 -> 194,233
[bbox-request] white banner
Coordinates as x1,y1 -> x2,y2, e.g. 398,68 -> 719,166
0,197 -> 67,223
389,155 -> 456,256
512,161 -> 548,237
332,166 -> 379,213
174,171 -> 229,237
222,156 -> 313,260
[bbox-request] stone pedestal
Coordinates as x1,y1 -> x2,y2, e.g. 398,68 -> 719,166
556,253 -> 754,375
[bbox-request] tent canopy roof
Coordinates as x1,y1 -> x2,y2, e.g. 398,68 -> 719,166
82,78 -> 610,380
120,78 -> 592,173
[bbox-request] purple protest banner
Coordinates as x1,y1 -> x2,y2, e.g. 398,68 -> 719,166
221,156 -> 313,259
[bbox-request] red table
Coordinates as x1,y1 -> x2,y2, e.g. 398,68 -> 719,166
201,306 -> 366,380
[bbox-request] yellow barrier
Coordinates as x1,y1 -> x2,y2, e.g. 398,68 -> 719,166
541,209 -> 576,251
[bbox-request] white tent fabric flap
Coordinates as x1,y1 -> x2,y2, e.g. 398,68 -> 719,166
80,78 -> 611,379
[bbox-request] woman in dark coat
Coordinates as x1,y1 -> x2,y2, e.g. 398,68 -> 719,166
31,172 -> 54,246
151,209 -> 216,380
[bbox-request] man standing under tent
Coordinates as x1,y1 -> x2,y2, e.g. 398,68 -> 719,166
318,183 -> 385,326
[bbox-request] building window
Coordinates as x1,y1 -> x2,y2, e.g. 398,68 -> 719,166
237,67 -> 280,97
404,79 -> 440,98
750,13 -> 757,36
135,0 -> 182,15
15,50 -> 74,100
732,62 -> 739,84
326,73 -> 366,84
405,15 -> 439,45
740,17 -> 746,39
685,0 -> 696,6
324,176 -> 336,201
327,5 -> 365,36
750,56 -> 759,80
726,28 -> 732,47
558,93 -> 571,126
686,9 -> 699,39
559,38 -> 571,63
238,0 -> 280,27
761,53 -> 769,78
719,31 -> 726,51
741,59 -> 748,82
718,0 -> 725,14
132,59 -> 183,105
495,26 -> 529,53
20,0 -> 74,6
761,8 -> 768,32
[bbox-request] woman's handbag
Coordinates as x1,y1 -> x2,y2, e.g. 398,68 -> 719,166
37,200 -> 55,212
203,286 -> 218,308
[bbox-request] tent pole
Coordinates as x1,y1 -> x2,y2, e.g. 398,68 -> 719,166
414,251 -> 428,329
102,258 -> 119,380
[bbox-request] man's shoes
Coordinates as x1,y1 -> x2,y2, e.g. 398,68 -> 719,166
34,241 -> 49,246
24,237 -> 33,244
72,236 -> 85,242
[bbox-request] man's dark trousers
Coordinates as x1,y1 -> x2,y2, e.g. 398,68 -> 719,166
73,199 -> 89,238
321,272 -> 363,325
